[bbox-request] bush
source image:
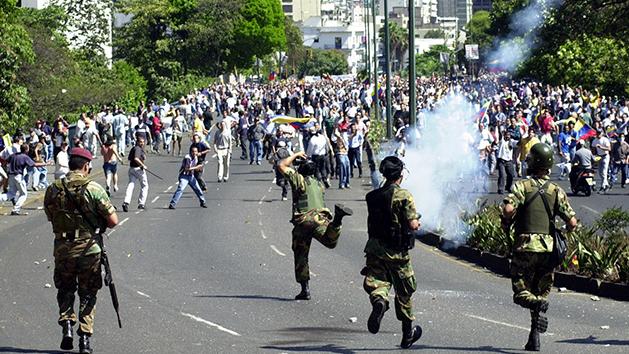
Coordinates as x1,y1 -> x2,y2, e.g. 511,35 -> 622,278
465,203 -> 513,256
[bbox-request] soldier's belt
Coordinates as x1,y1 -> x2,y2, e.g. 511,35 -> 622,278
55,230 -> 91,241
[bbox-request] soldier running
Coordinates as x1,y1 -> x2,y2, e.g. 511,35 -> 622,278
502,143 -> 577,351
44,147 -> 119,353
278,151 -> 353,300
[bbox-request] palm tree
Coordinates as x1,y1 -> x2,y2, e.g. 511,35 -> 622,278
379,22 -> 409,72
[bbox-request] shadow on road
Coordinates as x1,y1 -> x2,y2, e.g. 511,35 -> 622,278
193,294 -> 293,302
556,335 -> 629,346
0,348 -> 64,354
231,170 -> 272,175
261,344 -> 521,353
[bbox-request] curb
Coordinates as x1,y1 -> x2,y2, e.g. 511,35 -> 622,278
417,232 -> 629,302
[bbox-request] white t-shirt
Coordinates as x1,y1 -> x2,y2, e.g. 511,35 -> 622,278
593,136 -> 611,156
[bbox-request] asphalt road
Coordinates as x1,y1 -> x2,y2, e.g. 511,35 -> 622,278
0,148 -> 627,354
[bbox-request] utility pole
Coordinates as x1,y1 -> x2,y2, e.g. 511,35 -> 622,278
364,0 -> 370,78
384,0 -> 392,138
408,0 -> 416,128
371,0 -> 379,122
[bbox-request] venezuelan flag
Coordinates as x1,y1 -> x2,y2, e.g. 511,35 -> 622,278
474,101 -> 491,126
574,119 -> 596,140
270,115 -> 312,130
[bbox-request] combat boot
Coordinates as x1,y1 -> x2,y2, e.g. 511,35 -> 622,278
78,333 -> 93,354
531,310 -> 548,333
332,204 -> 353,227
367,298 -> 387,334
400,320 -> 422,349
524,327 -> 540,351
295,281 -> 310,300
60,320 -> 73,350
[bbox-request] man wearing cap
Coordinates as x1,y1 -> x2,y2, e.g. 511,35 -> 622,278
122,137 -> 149,212
278,151 -> 353,300
363,156 -> 423,349
0,143 -> 48,215
44,147 -> 119,353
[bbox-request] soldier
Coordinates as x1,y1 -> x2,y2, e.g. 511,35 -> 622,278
362,156 -> 422,349
502,143 -> 577,351
44,147 -> 119,353
278,151 -> 353,300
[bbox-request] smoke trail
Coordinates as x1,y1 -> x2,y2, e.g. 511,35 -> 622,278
488,0 -> 564,72
401,95 -> 485,243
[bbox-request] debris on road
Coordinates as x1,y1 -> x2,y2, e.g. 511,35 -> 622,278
348,317 -> 357,323
558,287 -> 568,292
44,283 -> 51,288
590,296 -> 600,301
600,325 -> 610,330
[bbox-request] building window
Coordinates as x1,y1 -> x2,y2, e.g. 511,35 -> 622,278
282,5 -> 293,13
335,37 -> 342,49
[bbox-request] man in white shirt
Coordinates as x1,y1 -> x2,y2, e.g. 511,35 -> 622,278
306,125 -> 330,186
496,131 -> 517,194
592,129 -> 611,192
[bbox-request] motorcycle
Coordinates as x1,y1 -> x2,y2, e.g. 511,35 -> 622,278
570,166 -> 596,196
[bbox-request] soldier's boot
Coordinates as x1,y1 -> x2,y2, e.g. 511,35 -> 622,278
531,310 -> 548,334
332,204 -> 353,227
60,320 -> 73,350
524,327 -> 540,351
400,320 -> 423,349
78,332 -> 93,354
367,298 -> 387,334
295,281 -> 310,300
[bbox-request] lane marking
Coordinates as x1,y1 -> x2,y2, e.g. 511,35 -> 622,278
135,211 -> 141,215
270,245 -> 286,257
180,312 -> 241,336
258,195 -> 266,205
258,220 -> 263,226
417,243 -> 484,274
136,291 -> 151,298
261,230 -> 267,239
119,217 -> 130,226
268,186 -> 272,193
464,314 -> 554,336
582,205 -> 602,216
151,196 -> 160,203
164,185 -> 173,193
257,209 -> 262,216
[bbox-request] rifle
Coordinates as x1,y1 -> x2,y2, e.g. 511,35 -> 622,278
99,237 -> 122,328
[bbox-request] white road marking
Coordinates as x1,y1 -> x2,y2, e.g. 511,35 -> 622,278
309,271 -> 317,277
464,314 -> 554,336
180,312 -> 241,336
119,217 -> 130,226
136,291 -> 151,298
260,230 -> 267,239
258,195 -> 266,205
151,196 -> 160,203
268,186 -> 272,192
582,205 -> 602,215
270,245 -> 286,257
164,185 -> 173,193
257,209 -> 262,216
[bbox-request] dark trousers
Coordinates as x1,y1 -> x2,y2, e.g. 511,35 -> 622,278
497,158 -> 514,193
311,154 -> 327,182
348,147 -> 363,177
569,165 -> 585,188
193,167 -> 206,191
239,134 -> 248,159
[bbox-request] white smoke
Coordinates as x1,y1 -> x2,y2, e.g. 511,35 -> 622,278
488,0 -> 564,72
401,95 -> 485,243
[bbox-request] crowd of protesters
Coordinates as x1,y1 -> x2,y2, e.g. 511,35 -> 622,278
1,73 -> 628,215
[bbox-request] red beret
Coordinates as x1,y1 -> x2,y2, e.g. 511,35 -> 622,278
69,147 -> 93,161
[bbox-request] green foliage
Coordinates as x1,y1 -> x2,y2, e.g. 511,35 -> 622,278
367,110 -> 385,155
415,45 -> 450,77
284,16 -> 306,77
465,10 -> 493,55
530,36 -> 629,96
379,22 -> 408,72
228,0 -> 286,70
0,0 -> 34,131
298,49 -> 348,77
595,207 -> 629,237
488,0 -> 529,37
424,29 -> 445,39
465,203 -> 514,256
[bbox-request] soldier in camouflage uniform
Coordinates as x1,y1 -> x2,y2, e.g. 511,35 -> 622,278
278,151 -> 353,300
44,147 -> 119,353
362,156 -> 423,349
502,143 -> 577,351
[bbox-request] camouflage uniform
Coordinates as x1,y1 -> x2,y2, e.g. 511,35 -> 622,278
284,168 -> 341,283
44,171 -> 116,335
504,176 -> 575,309
362,184 -> 418,322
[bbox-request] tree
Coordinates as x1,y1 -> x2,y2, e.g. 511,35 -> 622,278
424,29 -> 445,39
298,49 -> 348,76
465,10 -> 493,56
415,45 -> 450,77
0,0 -> 34,132
284,16 -> 305,77
227,0 -> 286,70
379,22 -> 408,72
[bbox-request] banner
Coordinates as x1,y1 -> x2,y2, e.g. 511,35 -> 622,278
465,44 -> 479,60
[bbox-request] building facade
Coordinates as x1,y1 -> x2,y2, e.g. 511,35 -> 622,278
473,0 -> 492,13
283,0 -> 322,22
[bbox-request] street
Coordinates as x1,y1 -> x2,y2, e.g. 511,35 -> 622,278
0,151 -> 627,354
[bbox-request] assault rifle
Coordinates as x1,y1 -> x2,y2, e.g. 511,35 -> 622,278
99,236 -> 122,328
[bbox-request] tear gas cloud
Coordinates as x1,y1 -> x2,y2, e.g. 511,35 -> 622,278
401,94 -> 485,243
488,0 -> 564,72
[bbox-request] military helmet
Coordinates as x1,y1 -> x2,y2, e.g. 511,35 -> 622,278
379,156 -> 404,180
526,143 -> 554,171
296,157 -> 316,176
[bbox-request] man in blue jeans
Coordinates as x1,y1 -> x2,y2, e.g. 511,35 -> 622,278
168,146 -> 207,209
248,117 -> 266,165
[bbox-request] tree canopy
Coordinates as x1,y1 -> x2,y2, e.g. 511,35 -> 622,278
299,49 -> 348,76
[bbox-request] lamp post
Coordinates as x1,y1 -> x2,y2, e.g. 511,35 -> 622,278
408,0 -> 416,128
371,0 -> 378,123
363,0 -> 370,77
384,0 -> 392,138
